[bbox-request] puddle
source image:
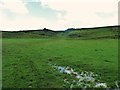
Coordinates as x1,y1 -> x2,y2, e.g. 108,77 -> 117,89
49,63 -> 120,89
95,83 -> 107,88
50,64 -> 107,88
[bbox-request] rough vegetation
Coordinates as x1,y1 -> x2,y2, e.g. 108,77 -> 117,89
2,26 -> 119,39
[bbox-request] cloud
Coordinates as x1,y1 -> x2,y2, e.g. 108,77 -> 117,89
0,12 -> 52,31
96,11 -> 117,18
40,0 -> 118,27
0,0 -> 28,15
0,0 -> 118,31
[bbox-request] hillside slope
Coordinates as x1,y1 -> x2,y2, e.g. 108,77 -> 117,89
66,26 -> 119,39
1,26 -> 119,39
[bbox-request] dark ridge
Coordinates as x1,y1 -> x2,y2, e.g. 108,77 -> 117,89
66,25 -> 119,31
1,25 -> 119,32
76,25 -> 119,30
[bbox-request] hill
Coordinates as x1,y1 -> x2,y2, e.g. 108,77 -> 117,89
1,26 -> 119,39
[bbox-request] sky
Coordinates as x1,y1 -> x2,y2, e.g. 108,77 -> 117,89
0,0 -> 119,31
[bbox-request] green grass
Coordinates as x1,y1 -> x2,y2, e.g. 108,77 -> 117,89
67,28 -> 118,39
2,38 -> 118,88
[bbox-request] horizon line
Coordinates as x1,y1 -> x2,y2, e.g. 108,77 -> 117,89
1,25 -> 119,32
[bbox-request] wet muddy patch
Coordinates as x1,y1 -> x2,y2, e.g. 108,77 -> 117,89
49,63 -> 108,88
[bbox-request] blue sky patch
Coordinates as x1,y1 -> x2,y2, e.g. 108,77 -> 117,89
23,1 -> 66,21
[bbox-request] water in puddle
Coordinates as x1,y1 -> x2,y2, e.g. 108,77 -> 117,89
51,64 -> 108,88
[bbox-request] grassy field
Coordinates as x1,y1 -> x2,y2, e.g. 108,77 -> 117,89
2,38 -> 118,88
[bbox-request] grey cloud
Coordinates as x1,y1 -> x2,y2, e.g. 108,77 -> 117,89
96,11 -> 117,18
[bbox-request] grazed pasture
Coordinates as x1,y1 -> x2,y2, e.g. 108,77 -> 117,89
2,38 -> 118,88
